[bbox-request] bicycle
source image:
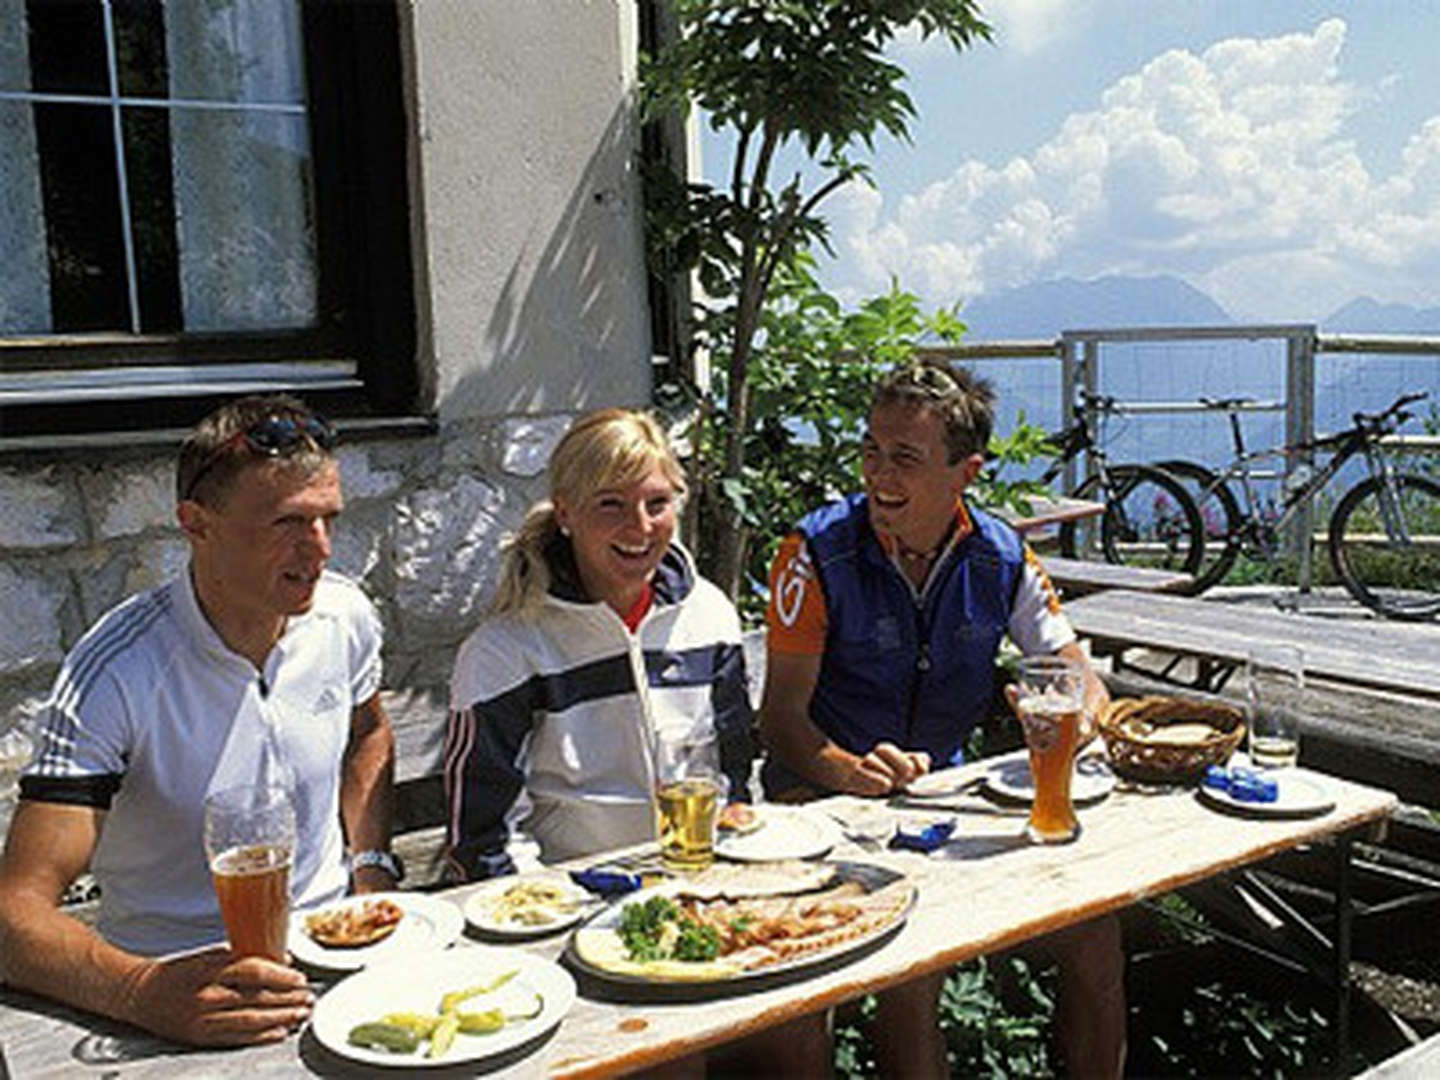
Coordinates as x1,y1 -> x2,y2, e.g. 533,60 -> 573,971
1157,391 -> 1439,620
1025,392 -> 1205,575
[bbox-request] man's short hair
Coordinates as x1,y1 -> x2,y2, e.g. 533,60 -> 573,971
177,394 -> 336,506
872,360 -> 996,463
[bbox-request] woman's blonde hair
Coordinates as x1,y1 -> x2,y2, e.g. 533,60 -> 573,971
488,408 -> 688,614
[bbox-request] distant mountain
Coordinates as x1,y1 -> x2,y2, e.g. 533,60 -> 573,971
957,275 -> 1233,340
1321,297 -> 1440,333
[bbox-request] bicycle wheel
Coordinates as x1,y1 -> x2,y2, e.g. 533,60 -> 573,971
1058,465 -> 1205,574
1157,460 -> 1243,593
1328,472 -> 1440,620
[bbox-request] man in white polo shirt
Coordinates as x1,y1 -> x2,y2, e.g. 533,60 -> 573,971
0,394 -> 397,1047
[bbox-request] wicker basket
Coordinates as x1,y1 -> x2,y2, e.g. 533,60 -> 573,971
1099,696 -> 1245,783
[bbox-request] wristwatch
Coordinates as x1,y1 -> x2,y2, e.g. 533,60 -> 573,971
348,849 -> 404,882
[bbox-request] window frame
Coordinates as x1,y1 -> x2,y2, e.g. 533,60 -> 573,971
0,0 -> 418,442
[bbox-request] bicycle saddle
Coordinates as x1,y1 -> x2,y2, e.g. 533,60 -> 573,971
1199,396 -> 1255,409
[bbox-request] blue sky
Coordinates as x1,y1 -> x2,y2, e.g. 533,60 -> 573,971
700,2 -> 1440,323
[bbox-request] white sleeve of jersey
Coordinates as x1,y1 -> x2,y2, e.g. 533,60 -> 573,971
1007,559 -> 1076,656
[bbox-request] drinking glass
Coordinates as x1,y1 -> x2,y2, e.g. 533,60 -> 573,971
1014,656 -> 1085,844
1246,644 -> 1303,769
203,783 -> 296,962
653,728 -> 725,872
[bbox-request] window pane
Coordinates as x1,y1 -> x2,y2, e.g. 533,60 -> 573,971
25,0 -> 108,95
114,0 -> 168,98
123,106 -> 180,331
170,107 -> 316,331
166,0 -> 306,105
0,98 -> 51,333
34,101 -> 129,331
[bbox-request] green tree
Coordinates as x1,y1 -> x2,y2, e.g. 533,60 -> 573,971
642,0 -> 992,599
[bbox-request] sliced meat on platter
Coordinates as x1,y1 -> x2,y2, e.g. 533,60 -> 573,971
304,898 -> 405,948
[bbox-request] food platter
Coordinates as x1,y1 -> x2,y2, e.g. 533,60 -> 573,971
309,945 -> 575,1069
981,753 -> 1116,805
714,805 -> 843,862
1197,772 -> 1336,819
289,892 -> 464,972
463,873 -> 594,938
564,861 -> 915,999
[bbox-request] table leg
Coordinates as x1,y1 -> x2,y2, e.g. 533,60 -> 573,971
1334,831 -> 1355,1070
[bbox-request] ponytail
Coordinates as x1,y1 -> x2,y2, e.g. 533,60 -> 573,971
487,500 -> 560,616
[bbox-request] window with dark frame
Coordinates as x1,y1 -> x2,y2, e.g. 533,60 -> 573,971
0,0 -> 416,441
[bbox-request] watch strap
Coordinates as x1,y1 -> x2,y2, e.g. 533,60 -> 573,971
348,848 -> 403,881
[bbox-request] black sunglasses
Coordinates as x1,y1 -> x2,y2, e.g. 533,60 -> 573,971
182,413 -> 336,502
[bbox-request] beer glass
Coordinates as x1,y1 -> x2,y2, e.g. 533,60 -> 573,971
653,728 -> 725,871
203,783 -> 296,962
1246,644 -> 1303,769
1014,656 -> 1085,844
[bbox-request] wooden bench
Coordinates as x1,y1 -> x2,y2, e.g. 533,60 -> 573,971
1039,555 -> 1194,598
1065,589 -> 1440,700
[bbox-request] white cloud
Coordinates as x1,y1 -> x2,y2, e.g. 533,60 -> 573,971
984,0 -> 1096,56
833,18 -> 1440,321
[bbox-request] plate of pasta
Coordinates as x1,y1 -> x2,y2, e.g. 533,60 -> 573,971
463,874 -> 595,938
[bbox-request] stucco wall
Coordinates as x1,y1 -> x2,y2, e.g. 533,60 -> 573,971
0,1 -> 654,828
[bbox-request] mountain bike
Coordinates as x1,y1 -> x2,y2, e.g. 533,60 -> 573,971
1158,391 -> 1439,619
1032,392 -> 1205,574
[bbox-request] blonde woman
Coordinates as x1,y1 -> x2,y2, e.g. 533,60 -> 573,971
442,408 -> 754,880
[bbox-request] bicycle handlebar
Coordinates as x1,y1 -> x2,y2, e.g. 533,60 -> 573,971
1353,390 -> 1429,430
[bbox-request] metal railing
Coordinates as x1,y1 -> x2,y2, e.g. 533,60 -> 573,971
915,325 -> 1440,591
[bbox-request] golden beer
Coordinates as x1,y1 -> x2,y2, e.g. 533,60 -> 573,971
655,776 -> 720,870
1019,698 -> 1081,844
211,843 -> 292,961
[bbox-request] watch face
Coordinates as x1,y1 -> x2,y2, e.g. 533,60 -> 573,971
351,851 -> 402,880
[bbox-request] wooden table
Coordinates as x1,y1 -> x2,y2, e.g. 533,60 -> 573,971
0,757 -> 1395,1078
993,495 -> 1105,535
1064,589 -> 1440,699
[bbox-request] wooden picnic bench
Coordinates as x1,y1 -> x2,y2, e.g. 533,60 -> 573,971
992,494 -> 1105,535
1039,555 -> 1194,598
1063,589 -> 1440,700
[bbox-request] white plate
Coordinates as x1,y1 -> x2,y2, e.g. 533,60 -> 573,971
1197,772 -> 1336,818
981,754 -> 1116,805
463,874 -> 592,937
310,945 -> 575,1068
715,806 -> 843,862
904,769 -> 978,798
289,892 -> 464,972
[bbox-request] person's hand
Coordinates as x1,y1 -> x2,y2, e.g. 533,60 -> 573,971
123,946 -> 313,1047
851,742 -> 931,795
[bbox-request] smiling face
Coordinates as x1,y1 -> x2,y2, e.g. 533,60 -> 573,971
180,458 -> 342,661
862,399 -> 982,552
554,464 -> 678,615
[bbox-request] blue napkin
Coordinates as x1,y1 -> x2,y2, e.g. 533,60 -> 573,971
1203,764 -> 1278,803
570,868 -> 644,896
890,818 -> 956,852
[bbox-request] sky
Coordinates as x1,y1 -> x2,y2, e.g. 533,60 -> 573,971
700,2 -> 1440,324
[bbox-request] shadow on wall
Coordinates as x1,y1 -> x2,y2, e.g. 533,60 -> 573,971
443,98 -> 652,422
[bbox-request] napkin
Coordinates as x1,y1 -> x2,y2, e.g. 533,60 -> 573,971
889,818 -> 956,852
570,868 -> 644,896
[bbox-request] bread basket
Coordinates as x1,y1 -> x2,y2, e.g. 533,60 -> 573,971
1099,696 -> 1245,782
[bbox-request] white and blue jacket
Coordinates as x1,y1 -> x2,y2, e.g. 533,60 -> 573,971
442,539 -> 753,880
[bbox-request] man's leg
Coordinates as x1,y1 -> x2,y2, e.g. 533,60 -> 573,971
1044,914 -> 1126,1080
873,971 -> 948,1080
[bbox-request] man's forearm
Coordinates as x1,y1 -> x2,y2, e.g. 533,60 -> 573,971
761,709 -> 866,795
340,710 -> 395,857
0,894 -> 153,1030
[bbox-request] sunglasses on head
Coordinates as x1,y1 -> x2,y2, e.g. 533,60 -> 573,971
182,413 -> 336,502
899,364 -> 960,397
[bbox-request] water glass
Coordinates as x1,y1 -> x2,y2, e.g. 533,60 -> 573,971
1014,656 -> 1085,844
203,783 -> 296,962
1246,644 -> 1303,769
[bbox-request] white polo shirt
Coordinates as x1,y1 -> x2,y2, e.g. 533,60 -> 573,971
23,569 -> 382,956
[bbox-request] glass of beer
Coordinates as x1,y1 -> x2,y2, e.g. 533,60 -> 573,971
653,729 -> 725,872
1014,656 -> 1085,844
1246,644 -> 1303,769
203,782 -> 295,962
